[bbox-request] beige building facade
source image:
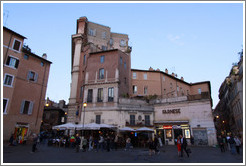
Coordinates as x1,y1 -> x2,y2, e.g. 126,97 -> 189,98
68,17 -> 216,146
3,27 -> 51,142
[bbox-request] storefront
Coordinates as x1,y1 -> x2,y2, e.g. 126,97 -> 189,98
14,122 -> 29,144
155,121 -> 191,145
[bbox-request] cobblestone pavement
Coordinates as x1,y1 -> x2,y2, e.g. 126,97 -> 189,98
2,143 -> 244,164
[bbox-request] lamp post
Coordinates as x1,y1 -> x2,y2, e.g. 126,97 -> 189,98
82,102 -> 87,137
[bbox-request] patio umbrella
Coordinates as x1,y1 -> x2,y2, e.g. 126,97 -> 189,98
76,123 -> 101,130
52,123 -> 77,130
100,123 -> 117,129
119,127 -> 136,132
135,127 -> 154,132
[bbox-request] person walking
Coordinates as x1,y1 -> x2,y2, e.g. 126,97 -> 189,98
154,135 -> 159,154
88,136 -> 93,151
114,134 -> 118,151
82,136 -> 88,152
75,134 -> 81,153
177,136 -> 182,157
99,135 -> 104,152
31,133 -> 38,153
229,135 -> 236,154
148,138 -> 155,156
125,137 -> 131,151
106,135 -> 111,152
234,136 -> 241,154
217,135 -> 225,152
180,134 -> 189,158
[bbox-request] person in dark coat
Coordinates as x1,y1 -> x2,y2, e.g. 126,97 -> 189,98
217,135 -> 225,152
75,134 -> 81,153
180,134 -> 189,157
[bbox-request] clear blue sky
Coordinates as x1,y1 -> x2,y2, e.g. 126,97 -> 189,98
2,2 -> 244,108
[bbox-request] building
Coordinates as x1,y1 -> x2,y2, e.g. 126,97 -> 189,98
3,26 -> 52,142
213,51 -> 243,137
40,99 -> 68,132
67,17 -> 216,146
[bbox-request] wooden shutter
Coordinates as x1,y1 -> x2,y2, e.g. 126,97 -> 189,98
20,100 -> 25,114
34,72 -> 38,82
27,71 -> 31,80
28,101 -> 34,115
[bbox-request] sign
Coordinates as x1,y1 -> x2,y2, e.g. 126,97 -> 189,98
163,125 -> 172,129
162,109 -> 181,114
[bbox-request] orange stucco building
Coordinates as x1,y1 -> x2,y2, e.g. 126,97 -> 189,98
3,27 -> 52,142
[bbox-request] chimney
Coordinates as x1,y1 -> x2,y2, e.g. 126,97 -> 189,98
165,68 -> 168,74
172,72 -> 175,77
156,68 -> 160,71
181,77 -> 184,81
42,53 -> 47,59
149,67 -> 154,71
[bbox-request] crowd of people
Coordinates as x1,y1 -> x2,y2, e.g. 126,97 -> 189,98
217,134 -> 242,155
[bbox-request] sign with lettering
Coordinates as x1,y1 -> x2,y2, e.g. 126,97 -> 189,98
163,125 -> 172,129
162,109 -> 181,114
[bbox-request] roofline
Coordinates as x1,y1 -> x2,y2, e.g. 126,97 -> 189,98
131,68 -> 191,86
89,49 -> 119,55
22,48 -> 52,64
3,26 -> 27,39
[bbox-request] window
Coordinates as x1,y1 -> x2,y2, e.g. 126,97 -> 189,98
102,46 -> 107,51
20,100 -> 34,115
83,55 -> 86,65
108,87 -> 114,102
177,86 -> 179,92
89,28 -> 96,36
6,56 -> 19,69
97,88 -> 103,102
3,98 -> 9,114
145,115 -> 150,126
100,55 -> 105,63
4,74 -> 14,87
166,129 -> 172,138
133,85 -> 137,94
132,72 -> 137,79
41,62 -> 44,67
163,76 -> 165,81
87,89 -> 93,103
27,71 -> 38,82
120,39 -> 126,47
124,62 -> 127,69
120,57 -> 123,64
198,88 -> 202,94
24,54 -> 29,60
143,73 -> 147,80
96,115 -> 101,124
102,32 -> 107,39
109,38 -> 113,46
99,68 -> 104,79
12,39 -> 21,51
144,86 -> 148,95
130,115 -> 135,125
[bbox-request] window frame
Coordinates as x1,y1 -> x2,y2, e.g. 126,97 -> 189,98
102,32 -> 107,39
143,73 -> 147,80
20,100 -> 34,115
27,70 -> 38,82
3,73 -> 14,87
133,85 -> 137,94
132,72 -> 137,79
100,55 -> 105,63
88,28 -> 96,36
198,88 -> 202,94
145,115 -> 150,126
120,39 -> 126,47
87,89 -> 93,103
97,88 -> 103,102
144,86 -> 148,95
130,115 -> 135,125
96,115 -> 101,124
5,55 -> 19,69
12,38 -> 22,52
3,98 -> 9,114
99,68 -> 104,79
108,87 -> 114,102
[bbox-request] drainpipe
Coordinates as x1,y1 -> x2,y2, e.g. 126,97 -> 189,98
4,33 -> 13,65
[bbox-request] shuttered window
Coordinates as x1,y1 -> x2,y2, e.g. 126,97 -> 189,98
20,100 -> 34,115
6,56 -> 19,69
27,71 -> 38,82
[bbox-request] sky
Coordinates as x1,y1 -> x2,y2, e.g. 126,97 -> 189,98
2,2 -> 244,108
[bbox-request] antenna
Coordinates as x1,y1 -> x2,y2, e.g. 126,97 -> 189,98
3,10 -> 9,26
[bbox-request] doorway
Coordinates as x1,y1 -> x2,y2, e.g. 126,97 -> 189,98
174,129 -> 182,144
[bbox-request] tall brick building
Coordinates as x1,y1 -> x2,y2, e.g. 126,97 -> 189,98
68,17 -> 216,146
3,27 -> 52,142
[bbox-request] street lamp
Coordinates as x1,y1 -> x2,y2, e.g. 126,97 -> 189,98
82,102 -> 87,137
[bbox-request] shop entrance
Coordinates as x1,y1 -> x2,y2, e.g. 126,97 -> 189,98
174,129 -> 182,144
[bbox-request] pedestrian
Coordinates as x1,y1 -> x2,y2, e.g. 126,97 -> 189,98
82,136 -> 88,152
8,134 -> 14,146
125,137 -> 131,151
70,135 -> 75,148
177,136 -> 181,157
75,134 -> 81,153
228,135 -> 236,154
31,133 -> 38,153
94,137 -> 99,152
226,135 -> 231,151
88,135 -> 93,151
154,135 -> 159,154
190,135 -> 194,145
180,134 -> 189,158
234,136 -> 241,154
114,134 -> 118,151
106,135 -> 110,152
148,138 -> 155,156
99,135 -> 104,152
217,135 -> 225,152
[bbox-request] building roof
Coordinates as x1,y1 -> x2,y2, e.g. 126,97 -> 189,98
22,47 -> 52,64
3,26 -> 27,39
